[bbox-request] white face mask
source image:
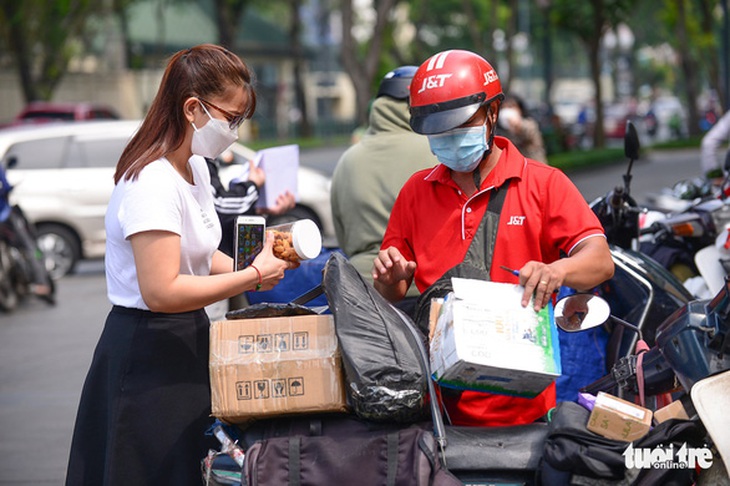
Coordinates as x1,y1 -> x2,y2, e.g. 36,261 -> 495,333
190,101 -> 239,159
498,107 -> 520,130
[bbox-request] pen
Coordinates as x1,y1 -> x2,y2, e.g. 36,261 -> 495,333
500,265 -> 520,277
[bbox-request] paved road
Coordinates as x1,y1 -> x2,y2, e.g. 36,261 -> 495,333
0,145 -> 703,484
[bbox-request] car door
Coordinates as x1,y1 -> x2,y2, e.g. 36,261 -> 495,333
61,132 -> 129,255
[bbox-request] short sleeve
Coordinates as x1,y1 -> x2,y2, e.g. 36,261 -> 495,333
118,164 -> 183,239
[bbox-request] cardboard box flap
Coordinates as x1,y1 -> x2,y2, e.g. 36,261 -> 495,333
210,315 -> 338,365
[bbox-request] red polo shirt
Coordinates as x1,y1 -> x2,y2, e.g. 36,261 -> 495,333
382,136 -> 606,426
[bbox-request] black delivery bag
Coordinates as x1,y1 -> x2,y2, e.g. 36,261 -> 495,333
322,252 -> 428,423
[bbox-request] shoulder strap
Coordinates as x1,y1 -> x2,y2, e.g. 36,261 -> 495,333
462,179 -> 511,277
412,180 -> 511,333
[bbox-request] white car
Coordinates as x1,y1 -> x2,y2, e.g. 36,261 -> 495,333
0,120 -> 334,278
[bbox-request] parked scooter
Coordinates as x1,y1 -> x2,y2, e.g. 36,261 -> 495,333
553,284 -> 730,484
588,121 -> 693,367
0,165 -> 55,311
637,150 -> 730,296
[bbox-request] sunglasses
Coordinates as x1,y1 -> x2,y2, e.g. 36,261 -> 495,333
198,98 -> 246,130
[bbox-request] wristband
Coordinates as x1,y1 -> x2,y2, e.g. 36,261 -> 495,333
250,264 -> 263,291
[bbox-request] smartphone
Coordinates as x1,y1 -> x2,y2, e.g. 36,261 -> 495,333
234,215 -> 266,271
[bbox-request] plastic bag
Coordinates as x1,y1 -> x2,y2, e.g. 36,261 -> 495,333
322,252 -> 428,423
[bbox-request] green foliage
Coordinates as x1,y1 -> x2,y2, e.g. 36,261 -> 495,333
0,0 -> 106,101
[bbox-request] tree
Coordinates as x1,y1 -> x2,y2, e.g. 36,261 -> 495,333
0,0 -> 105,102
211,0 -> 251,49
287,0 -> 313,137
551,0 -> 633,148
340,0 -> 399,126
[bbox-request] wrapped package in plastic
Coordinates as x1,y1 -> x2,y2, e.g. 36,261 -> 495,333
322,252 -> 428,423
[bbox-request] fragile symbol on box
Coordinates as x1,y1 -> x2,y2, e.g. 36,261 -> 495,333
275,333 -> 290,351
293,331 -> 309,350
238,336 -> 255,354
257,334 -> 273,353
254,380 -> 270,399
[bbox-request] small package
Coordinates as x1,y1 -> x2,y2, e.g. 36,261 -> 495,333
429,278 -> 561,398
653,399 -> 690,424
209,315 -> 347,423
587,391 -> 653,442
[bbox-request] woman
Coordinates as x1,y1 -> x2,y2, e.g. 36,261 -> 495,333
65,44 -> 291,485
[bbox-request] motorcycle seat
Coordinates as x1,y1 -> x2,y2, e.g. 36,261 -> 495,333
442,423 -> 548,472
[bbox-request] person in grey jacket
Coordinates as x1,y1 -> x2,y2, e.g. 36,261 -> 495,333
330,66 -> 438,308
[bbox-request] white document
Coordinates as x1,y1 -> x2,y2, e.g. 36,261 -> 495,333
254,144 -> 299,209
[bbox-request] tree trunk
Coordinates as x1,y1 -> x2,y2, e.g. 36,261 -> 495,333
289,0 -> 312,137
340,0 -> 398,126
676,0 -> 701,137
589,0 -> 605,148
212,0 -> 248,50
463,0 -> 485,56
1,1 -> 39,101
698,0 -> 725,109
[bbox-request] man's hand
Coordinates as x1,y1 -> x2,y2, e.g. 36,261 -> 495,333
372,246 -> 416,302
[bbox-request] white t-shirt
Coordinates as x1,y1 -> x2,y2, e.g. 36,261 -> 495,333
105,155 -> 222,309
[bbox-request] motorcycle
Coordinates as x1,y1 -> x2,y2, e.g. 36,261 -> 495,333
588,121 -> 693,368
0,166 -> 55,311
636,150 -> 730,298
553,283 -> 730,484
199,124 -> 701,485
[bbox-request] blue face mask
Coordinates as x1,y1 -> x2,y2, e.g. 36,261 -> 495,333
427,123 -> 489,172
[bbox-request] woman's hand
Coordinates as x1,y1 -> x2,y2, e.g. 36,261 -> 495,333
249,231 -> 291,291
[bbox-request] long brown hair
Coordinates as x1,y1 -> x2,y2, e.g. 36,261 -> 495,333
114,44 -> 257,183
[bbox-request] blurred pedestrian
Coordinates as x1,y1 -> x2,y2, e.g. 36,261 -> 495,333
65,44 -> 291,486
206,150 -> 295,258
498,94 -> 547,163
701,110 -> 730,183
330,66 -> 438,313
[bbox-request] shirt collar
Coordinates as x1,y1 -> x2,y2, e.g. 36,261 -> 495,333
423,136 -> 525,190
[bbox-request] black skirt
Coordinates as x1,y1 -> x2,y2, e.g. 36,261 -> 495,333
66,306 -> 218,486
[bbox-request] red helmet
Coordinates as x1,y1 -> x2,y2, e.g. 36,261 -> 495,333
409,50 -> 503,135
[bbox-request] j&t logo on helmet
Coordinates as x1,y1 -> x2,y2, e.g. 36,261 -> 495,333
417,74 -> 453,94
484,70 -> 498,86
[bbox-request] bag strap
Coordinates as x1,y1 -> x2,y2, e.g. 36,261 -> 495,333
386,431 -> 399,486
462,180 -> 511,277
288,436 -> 301,486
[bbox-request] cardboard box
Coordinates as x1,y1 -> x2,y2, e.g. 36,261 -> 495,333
587,391 -> 653,442
653,399 -> 689,424
429,278 -> 561,398
209,315 -> 348,423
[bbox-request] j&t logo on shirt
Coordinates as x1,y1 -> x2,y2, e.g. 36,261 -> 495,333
507,216 -> 526,226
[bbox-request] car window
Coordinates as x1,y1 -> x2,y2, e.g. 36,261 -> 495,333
67,136 -> 129,168
21,111 -> 76,121
5,137 -> 70,169
91,110 -> 119,120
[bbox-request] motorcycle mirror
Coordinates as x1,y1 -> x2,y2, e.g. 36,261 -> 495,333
624,121 -> 640,161
724,149 -> 730,172
554,293 -> 610,332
